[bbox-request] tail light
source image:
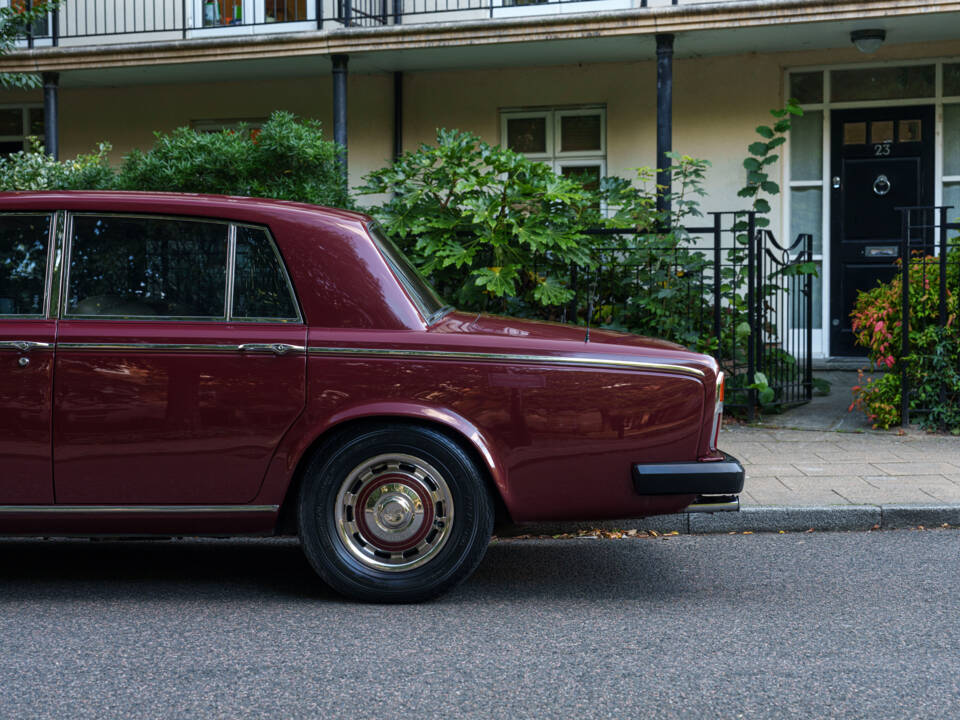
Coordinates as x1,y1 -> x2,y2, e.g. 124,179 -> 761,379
708,372 -> 724,451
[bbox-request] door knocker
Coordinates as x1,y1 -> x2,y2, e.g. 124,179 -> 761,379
873,174 -> 891,196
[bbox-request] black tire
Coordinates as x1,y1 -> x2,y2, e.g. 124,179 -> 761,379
298,423 -> 494,603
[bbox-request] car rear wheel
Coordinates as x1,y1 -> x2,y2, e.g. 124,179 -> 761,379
298,424 -> 494,603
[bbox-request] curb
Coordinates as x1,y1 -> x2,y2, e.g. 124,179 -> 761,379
498,504 -> 960,537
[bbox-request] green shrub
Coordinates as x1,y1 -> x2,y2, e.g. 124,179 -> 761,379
117,111 -> 351,208
849,250 -> 960,431
360,129 -> 713,334
0,138 -> 115,191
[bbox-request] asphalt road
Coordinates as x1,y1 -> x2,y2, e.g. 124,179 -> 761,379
1,529 -> 958,719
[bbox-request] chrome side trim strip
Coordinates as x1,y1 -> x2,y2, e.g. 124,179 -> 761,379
0,505 -> 279,514
307,346 -> 705,378
0,341 -> 53,353
57,342 -> 306,354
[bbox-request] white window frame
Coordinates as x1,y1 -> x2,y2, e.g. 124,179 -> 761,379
0,104 -> 45,154
501,105 -> 606,172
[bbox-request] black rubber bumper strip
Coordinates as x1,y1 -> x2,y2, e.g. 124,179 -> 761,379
632,452 -> 745,495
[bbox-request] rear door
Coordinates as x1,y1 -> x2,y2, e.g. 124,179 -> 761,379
0,212 -> 57,504
53,214 -> 306,505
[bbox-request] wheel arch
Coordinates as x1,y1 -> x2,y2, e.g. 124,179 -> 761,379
275,410 -> 511,535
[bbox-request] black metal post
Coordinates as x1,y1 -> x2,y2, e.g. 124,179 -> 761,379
332,54 -> 349,182
42,72 -> 59,160
317,0 -> 323,29
655,34 -> 674,219
393,0 -> 402,24
805,232 -> 813,401
712,212 -> 722,342
51,1 -> 58,46
900,209 -> 911,428
939,206 -> 949,429
393,71 -> 403,161
25,0 -> 34,48
342,0 -> 352,26
181,0 -> 187,38
746,212 -> 756,421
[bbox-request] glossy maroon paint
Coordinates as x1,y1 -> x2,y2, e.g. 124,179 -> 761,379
54,320 -> 306,504
0,192 -> 725,535
0,320 -> 55,504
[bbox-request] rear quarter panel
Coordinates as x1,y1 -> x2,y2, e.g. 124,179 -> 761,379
256,338 -> 704,522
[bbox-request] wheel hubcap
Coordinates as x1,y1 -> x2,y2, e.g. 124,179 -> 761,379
335,454 -> 454,572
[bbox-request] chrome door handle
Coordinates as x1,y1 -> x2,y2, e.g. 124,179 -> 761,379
238,343 -> 303,356
0,340 -> 52,353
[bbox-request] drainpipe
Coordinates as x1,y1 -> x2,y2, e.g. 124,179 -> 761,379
393,71 -> 403,161
656,33 -> 674,220
332,54 -> 349,183
43,72 -> 59,160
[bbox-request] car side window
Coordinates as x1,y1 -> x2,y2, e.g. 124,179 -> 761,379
66,215 -> 229,318
0,213 -> 51,317
232,225 -> 299,321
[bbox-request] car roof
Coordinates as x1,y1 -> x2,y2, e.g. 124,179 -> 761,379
0,190 -> 371,225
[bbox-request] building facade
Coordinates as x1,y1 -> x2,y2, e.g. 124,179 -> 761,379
2,0 -> 959,359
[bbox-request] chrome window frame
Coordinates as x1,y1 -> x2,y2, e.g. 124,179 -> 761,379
0,211 -> 56,320
60,212 -> 303,325
229,222 -> 303,324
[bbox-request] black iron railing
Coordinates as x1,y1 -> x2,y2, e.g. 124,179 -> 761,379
563,213 -> 813,419
13,0 -> 687,43
422,212 -> 814,420
896,206 -> 960,429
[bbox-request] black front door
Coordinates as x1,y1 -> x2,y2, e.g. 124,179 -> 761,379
830,105 -> 934,356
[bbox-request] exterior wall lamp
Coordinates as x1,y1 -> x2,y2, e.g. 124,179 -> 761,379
851,29 -> 886,54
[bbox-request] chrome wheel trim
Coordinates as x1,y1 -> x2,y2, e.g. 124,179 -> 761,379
334,453 -> 455,573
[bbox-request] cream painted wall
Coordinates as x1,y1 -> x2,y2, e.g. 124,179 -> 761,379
4,35 -> 960,228
28,73 -> 393,193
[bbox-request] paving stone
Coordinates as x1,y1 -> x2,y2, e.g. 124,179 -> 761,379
872,462 -> 960,476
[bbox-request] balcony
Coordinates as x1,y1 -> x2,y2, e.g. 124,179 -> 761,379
8,0 -> 750,46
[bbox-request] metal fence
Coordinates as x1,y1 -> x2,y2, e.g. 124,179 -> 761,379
897,206 -> 960,429
556,212 -> 814,420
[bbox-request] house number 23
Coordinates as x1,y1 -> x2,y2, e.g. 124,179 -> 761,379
874,143 -> 891,156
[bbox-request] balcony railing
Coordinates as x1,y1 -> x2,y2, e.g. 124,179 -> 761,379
11,0 -> 694,45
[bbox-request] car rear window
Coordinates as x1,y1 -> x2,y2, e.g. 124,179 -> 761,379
368,223 -> 449,323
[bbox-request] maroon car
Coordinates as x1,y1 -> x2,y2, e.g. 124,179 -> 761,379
0,191 -> 743,601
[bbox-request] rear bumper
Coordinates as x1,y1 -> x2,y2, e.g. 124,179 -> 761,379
632,452 -> 745,496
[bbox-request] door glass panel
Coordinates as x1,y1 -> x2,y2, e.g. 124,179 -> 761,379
944,105 -> 960,176
898,119 -> 921,143
67,215 -> 229,318
789,72 -> 823,104
870,121 -> 894,145
945,63 -> 960,97
559,114 -> 602,153
789,110 -> 822,181
232,226 -> 298,320
506,117 -> 547,154
831,65 -> 935,102
791,264 -> 822,330
843,122 -> 866,145
944,184 -> 960,234
0,214 -> 50,316
790,187 -> 822,255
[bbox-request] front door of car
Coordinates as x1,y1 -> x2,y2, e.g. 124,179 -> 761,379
53,214 -> 306,505
0,212 -> 57,504
830,106 -> 935,356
